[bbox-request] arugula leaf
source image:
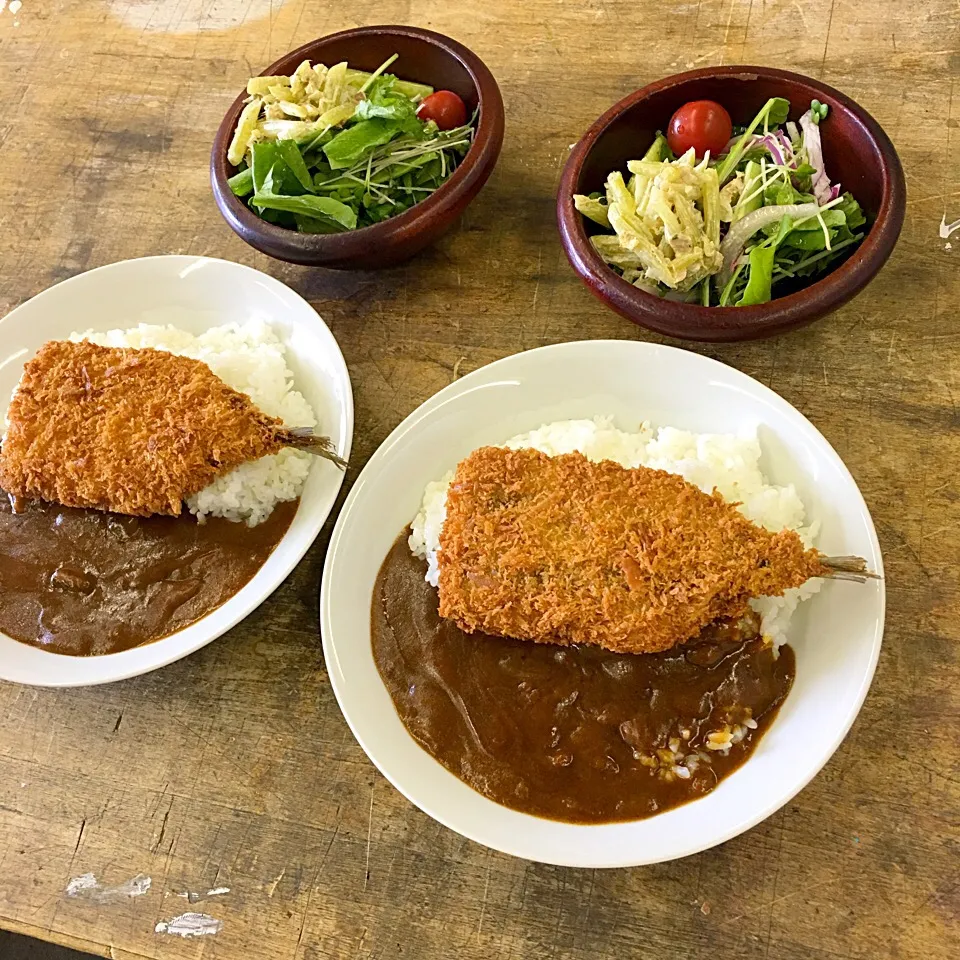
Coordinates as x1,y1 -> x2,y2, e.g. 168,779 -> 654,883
782,230 -> 828,251
251,142 -> 283,194
324,118 -> 408,169
250,142 -> 310,200
352,74 -> 420,127
253,170 -> 357,228
227,167 -> 254,197
737,245 -> 776,305
276,140 -> 315,192
294,214 -> 347,234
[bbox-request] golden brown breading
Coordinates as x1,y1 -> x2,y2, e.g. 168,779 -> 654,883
0,340 -> 297,516
438,446 -> 825,654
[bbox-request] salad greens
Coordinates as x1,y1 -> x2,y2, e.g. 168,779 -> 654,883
573,97 -> 866,307
226,56 -> 474,233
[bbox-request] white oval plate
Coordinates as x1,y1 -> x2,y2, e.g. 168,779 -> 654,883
1,256 -> 352,687
321,340 -> 884,868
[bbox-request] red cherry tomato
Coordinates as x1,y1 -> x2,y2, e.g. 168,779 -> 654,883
666,100 -> 733,159
416,90 -> 468,131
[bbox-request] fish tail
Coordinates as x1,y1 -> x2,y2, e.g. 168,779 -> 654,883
819,555 -> 881,582
281,427 -> 348,469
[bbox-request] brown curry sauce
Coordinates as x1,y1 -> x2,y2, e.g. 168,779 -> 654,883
0,494 -> 297,656
372,531 -> 795,824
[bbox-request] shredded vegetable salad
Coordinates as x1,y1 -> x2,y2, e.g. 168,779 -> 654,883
226,55 -> 474,233
574,97 -> 866,307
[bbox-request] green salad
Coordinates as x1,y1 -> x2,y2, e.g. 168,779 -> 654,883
574,97 -> 867,307
226,55 -> 474,233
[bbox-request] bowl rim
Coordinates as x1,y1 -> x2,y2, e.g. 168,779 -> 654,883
557,65 -> 907,342
211,24 -> 504,260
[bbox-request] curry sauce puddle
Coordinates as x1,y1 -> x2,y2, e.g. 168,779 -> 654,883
372,530 -> 795,824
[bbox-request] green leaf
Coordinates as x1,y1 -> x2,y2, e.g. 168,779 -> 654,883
716,97 -> 792,183
767,98 -> 791,126
294,214 -> 347,234
782,230 -> 827,251
737,245 -> 776,305
353,74 -> 418,121
251,141 -> 282,194
763,177 -> 796,207
838,192 -> 866,230
353,98 -> 414,122
769,214 -> 795,248
791,209 -> 845,232
642,133 -> 669,162
718,260 -> 747,306
250,199 -> 295,228
276,140 -> 315,192
323,118 -> 406,169
300,128 -> 335,156
252,183 -> 358,229
227,167 -> 254,197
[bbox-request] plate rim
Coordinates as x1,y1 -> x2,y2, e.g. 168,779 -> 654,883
320,338 -> 885,867
0,254 -> 354,687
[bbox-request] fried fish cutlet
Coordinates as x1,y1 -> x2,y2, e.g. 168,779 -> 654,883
0,339 -> 344,517
438,446 -> 870,655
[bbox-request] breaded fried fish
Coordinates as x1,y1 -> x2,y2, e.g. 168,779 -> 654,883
438,446 -> 872,654
0,339 -> 345,517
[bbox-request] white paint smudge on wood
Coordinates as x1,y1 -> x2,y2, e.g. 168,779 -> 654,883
940,214 -> 960,239
177,886 -> 230,902
155,912 -> 223,937
65,873 -> 152,903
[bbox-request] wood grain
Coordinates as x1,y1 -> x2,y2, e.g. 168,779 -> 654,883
1,1 -> 958,958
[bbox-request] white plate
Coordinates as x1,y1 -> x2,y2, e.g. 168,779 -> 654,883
1,256 -> 352,687
320,340 -> 883,868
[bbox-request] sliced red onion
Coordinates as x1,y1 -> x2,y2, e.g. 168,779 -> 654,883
717,202 -> 822,286
776,130 -> 796,166
829,183 -> 842,201
799,110 -> 833,204
756,134 -> 785,166
722,133 -> 789,166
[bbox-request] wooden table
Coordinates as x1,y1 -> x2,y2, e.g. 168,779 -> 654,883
1,1 -> 957,958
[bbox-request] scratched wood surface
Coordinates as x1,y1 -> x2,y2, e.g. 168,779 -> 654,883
0,0 -> 958,958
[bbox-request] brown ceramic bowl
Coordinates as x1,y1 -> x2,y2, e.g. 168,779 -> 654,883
211,26 -> 504,269
557,66 -> 906,341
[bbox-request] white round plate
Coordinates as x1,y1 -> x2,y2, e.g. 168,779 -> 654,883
321,340 -> 884,868
1,256 -> 352,687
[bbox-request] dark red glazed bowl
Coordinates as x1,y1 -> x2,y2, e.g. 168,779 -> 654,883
557,66 -> 906,342
212,25 -> 504,269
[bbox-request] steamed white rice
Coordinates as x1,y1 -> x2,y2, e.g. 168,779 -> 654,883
70,320 -> 316,526
409,416 -> 821,646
